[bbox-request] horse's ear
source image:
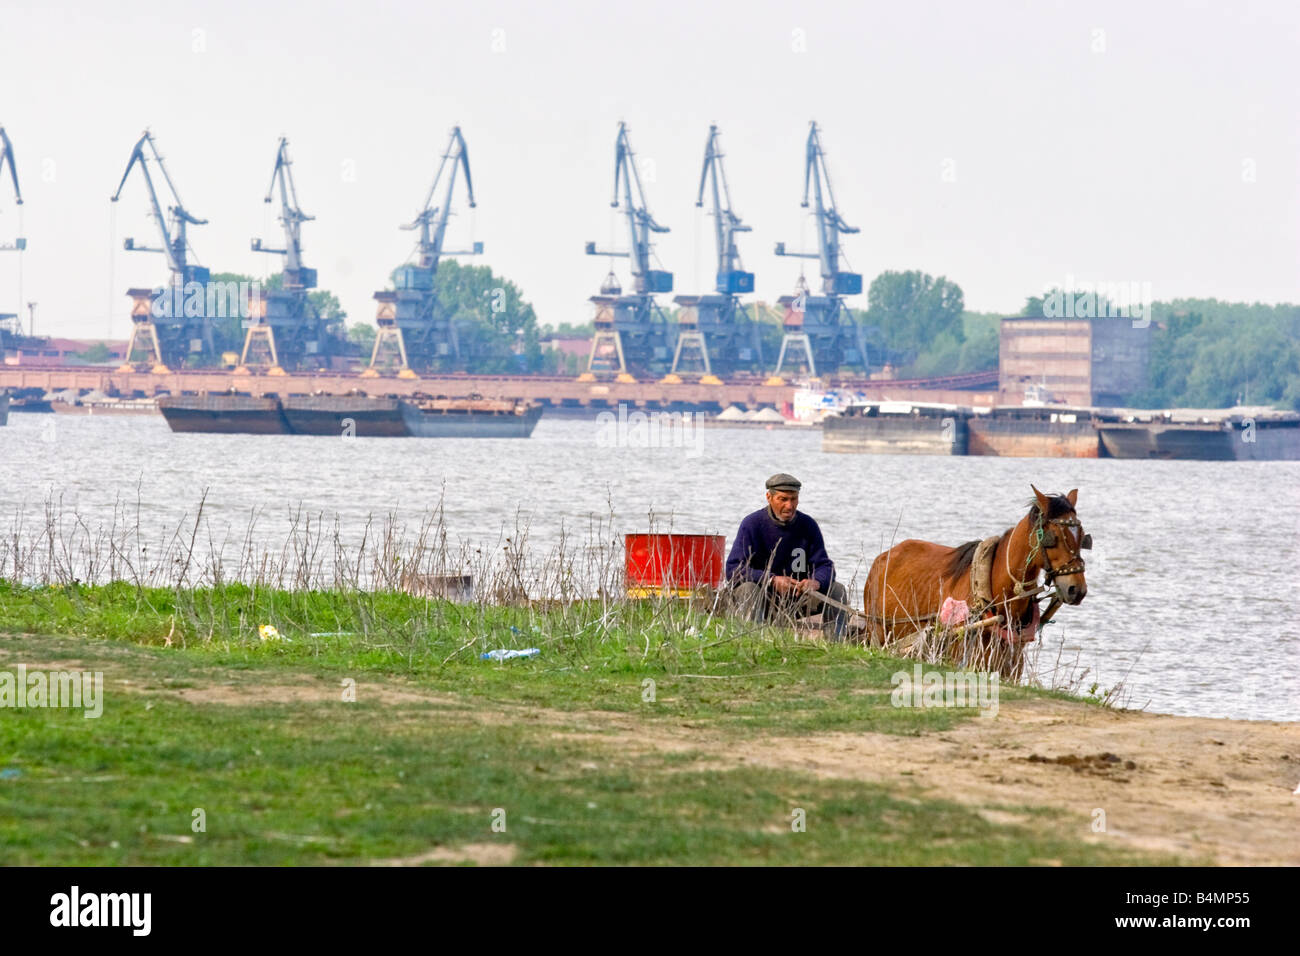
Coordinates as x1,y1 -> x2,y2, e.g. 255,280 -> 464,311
1066,488 -> 1078,507
1031,484 -> 1051,515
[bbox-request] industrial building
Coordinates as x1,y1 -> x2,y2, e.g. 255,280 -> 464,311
999,315 -> 1153,406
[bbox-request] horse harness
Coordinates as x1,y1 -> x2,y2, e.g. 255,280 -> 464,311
971,512 -> 1092,622
863,509 -> 1092,629
1031,514 -> 1092,583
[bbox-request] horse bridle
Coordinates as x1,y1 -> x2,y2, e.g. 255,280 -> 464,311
1033,514 -> 1092,582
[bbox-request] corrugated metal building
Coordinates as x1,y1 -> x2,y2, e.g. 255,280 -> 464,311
999,316 -> 1152,405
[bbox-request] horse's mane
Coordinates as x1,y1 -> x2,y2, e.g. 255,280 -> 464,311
1027,493 -> 1076,522
944,493 -> 1076,579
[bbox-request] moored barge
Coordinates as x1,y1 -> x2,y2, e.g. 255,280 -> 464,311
155,392 -> 544,438
966,406 -> 1100,458
280,394 -> 407,437
823,401 -> 967,455
157,394 -> 291,434
400,397 -> 544,438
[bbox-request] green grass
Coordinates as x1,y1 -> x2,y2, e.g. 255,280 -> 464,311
0,580 -> 1163,865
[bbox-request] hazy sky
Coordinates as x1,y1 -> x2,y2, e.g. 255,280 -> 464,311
1,0 -> 1297,340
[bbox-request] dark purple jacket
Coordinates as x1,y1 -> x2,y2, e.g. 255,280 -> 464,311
725,507 -> 835,592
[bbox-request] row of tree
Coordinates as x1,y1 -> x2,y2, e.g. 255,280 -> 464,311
1130,301 -> 1300,409
864,275 -> 1300,409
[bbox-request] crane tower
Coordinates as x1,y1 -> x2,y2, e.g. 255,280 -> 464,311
242,138 -> 341,372
110,130 -> 214,371
670,124 -> 763,380
772,122 -> 868,380
367,126 -> 482,377
582,123 -> 674,379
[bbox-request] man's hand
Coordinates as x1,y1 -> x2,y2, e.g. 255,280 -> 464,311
770,575 -> 798,596
771,576 -> 819,597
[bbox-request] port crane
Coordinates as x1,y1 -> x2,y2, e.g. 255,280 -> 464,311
583,122 -> 674,378
368,126 -> 483,376
111,130 -> 213,370
772,122 -> 868,380
0,126 -> 26,341
670,124 -> 762,380
244,137 -> 335,372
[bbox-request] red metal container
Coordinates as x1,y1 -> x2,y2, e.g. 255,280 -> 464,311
624,533 -> 725,597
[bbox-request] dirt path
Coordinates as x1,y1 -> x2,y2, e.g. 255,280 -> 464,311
551,697 -> 1300,865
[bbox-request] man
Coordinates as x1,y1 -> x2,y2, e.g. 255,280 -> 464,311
725,473 -> 849,639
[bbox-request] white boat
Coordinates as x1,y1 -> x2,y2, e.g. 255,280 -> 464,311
791,383 -> 867,424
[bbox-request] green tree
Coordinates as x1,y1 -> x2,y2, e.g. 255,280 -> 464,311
864,270 -> 966,368
542,321 -> 595,338
389,259 -> 543,373
205,271 -> 257,356
347,322 -> 376,356
75,342 -> 112,364
1127,304 -> 1300,409
956,311 -> 1000,372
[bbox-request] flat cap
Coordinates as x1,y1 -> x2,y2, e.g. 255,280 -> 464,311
765,473 -> 802,492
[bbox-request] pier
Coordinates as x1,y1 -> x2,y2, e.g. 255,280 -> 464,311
0,366 -> 998,413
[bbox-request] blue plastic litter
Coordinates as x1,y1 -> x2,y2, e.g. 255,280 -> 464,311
481,648 -> 541,661
0,768 -> 21,780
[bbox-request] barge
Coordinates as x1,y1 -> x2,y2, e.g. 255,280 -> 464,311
156,392 -> 544,438
1098,410 -> 1300,461
280,394 -> 406,437
823,402 -> 967,455
823,401 -> 1300,460
400,397 -> 544,438
157,395 -> 291,434
966,406 -> 1100,458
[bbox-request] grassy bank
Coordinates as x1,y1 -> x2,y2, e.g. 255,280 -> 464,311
0,580 -> 1171,865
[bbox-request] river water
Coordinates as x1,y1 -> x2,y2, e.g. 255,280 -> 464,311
2,411 -> 1297,722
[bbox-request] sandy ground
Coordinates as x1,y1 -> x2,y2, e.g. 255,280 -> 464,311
542,699 -> 1300,865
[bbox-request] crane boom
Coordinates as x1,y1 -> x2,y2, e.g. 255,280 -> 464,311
402,126 -> 480,272
614,122 -> 668,282
803,121 -> 857,283
775,122 -> 861,295
111,131 -> 208,283
0,127 -> 22,207
251,137 -> 315,281
0,126 -> 25,253
695,124 -> 752,294
586,122 -> 671,294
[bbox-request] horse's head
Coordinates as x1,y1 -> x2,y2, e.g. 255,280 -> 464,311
1030,485 -> 1091,605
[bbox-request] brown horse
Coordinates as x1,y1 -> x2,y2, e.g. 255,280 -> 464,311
863,486 -> 1090,671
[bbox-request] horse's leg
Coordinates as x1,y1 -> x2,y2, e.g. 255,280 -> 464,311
864,556 -> 891,648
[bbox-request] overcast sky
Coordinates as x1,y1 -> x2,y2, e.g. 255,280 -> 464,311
1,0 -> 1297,340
